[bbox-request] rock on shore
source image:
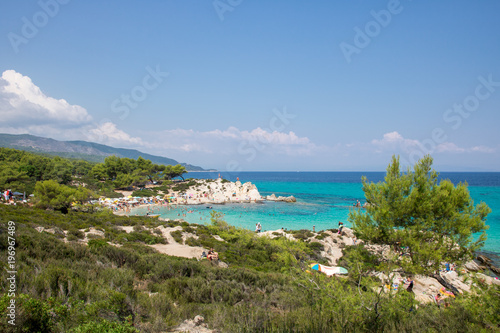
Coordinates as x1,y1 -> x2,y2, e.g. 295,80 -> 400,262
266,193 -> 296,202
169,179 -> 263,204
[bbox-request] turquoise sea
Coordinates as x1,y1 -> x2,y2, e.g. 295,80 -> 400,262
131,172 -> 500,258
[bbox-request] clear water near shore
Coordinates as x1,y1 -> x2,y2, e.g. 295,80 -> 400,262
130,172 -> 500,257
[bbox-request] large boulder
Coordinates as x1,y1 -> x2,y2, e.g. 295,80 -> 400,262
266,194 -> 277,201
465,260 -> 486,272
341,227 -> 355,238
266,194 -> 296,202
440,271 -> 471,293
475,273 -> 500,286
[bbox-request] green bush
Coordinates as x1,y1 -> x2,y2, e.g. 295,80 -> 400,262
315,232 -> 329,240
69,317 -> 137,333
172,180 -> 197,192
185,236 -> 202,247
170,230 -> 183,244
292,229 -> 314,240
131,188 -> 156,197
68,228 -> 85,240
0,294 -> 55,332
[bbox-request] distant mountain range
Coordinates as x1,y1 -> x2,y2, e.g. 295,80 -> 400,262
0,133 -> 207,171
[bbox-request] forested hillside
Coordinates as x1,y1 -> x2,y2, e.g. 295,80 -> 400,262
0,147 -> 187,199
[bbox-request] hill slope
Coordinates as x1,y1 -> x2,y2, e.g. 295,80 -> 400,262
0,133 -> 206,171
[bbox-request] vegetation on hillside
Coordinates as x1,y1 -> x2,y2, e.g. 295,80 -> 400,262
1,204 -> 499,332
0,148 -> 187,202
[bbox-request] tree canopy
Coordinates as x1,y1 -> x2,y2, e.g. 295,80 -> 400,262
349,155 -> 490,275
0,148 -> 188,197
33,180 -> 94,212
91,155 -> 186,187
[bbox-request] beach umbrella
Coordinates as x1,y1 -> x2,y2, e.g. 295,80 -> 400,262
310,263 -> 321,272
309,263 -> 348,276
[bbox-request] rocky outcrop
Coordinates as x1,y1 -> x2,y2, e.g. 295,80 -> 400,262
475,273 -> 500,286
170,179 -> 264,205
440,271 -> 471,293
266,194 -> 296,202
432,273 -> 460,296
477,255 -> 500,276
465,260 -> 485,272
169,315 -> 215,333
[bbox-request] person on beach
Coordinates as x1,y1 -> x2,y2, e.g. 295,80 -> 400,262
338,222 -> 343,234
434,293 -> 442,305
257,222 -> 262,233
207,248 -> 218,261
406,277 -> 414,293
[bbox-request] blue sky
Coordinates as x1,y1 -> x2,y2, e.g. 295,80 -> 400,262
1,0 -> 499,171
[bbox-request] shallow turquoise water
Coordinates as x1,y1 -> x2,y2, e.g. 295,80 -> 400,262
130,172 -> 500,255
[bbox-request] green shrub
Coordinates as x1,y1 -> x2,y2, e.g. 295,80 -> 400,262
315,232 -> 329,240
307,241 -> 324,252
170,230 -> 183,244
131,189 -> 156,197
172,180 -> 197,192
68,228 -> 85,240
87,233 -> 103,240
69,317 -> 137,333
0,294 -> 55,333
185,237 -> 201,247
292,229 -> 314,240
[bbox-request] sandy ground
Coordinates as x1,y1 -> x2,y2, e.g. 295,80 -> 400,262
117,225 -> 206,259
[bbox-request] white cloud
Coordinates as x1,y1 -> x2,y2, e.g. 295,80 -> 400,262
0,69 -> 141,146
470,145 -> 496,153
367,131 -> 496,156
88,122 -> 143,145
0,70 -> 92,127
141,126 -> 321,156
435,142 -> 465,153
371,131 -> 421,153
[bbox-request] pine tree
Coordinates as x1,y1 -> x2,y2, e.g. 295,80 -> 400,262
349,155 -> 490,274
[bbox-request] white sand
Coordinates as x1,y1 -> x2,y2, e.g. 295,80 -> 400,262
118,225 -> 207,259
